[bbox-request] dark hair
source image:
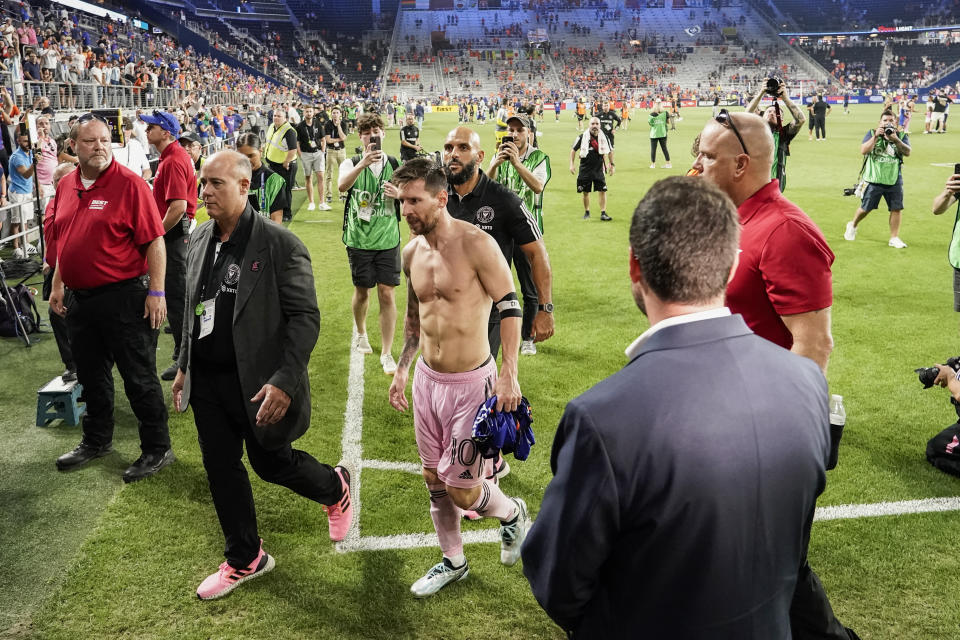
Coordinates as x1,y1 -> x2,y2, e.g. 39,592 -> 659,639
391,157 -> 447,196
630,177 -> 740,304
880,108 -> 895,119
236,132 -> 261,149
357,112 -> 384,133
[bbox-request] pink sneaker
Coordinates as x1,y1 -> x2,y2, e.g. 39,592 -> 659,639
196,540 -> 275,600
324,465 -> 353,541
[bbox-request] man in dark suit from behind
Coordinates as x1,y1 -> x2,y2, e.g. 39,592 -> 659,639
171,150 -> 353,601
522,176 -> 831,639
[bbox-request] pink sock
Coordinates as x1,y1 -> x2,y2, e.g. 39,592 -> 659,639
427,482 -> 463,559
468,480 -> 518,522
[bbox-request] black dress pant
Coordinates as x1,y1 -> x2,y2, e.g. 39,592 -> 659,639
510,245 -> 538,342
66,279 -> 170,453
267,159 -> 296,221
191,366 -> 341,569
164,218 -> 189,362
43,270 -> 74,370
815,116 -> 827,140
650,137 -> 670,163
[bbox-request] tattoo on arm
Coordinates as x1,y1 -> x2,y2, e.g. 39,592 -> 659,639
397,279 -> 420,370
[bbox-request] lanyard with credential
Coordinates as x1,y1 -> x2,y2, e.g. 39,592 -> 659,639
258,170 -> 266,214
195,237 -> 226,316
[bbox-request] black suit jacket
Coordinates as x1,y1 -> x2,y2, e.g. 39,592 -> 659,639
178,207 -> 321,450
522,314 -> 830,639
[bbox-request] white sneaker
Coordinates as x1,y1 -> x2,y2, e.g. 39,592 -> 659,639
888,236 -> 907,249
649,163 -> 656,169
380,353 -> 397,375
318,202 -> 332,211
500,497 -> 529,566
520,340 -> 537,355
843,221 -> 857,242
12,247 -> 24,258
25,243 -> 38,255
355,334 -> 373,354
410,558 -> 469,598
664,163 -> 672,169
307,202 -> 316,211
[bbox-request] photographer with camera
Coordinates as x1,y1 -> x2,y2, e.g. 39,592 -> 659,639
843,109 -> 911,249
747,79 -> 804,192
647,101 -> 671,169
338,113 -> 401,374
487,114 -> 552,356
932,168 -> 960,311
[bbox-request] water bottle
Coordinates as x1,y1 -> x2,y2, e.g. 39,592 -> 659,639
827,394 -> 845,470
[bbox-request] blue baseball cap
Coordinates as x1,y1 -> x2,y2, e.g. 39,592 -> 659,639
139,110 -> 181,137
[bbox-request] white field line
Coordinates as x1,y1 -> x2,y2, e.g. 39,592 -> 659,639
335,331 -> 366,552
813,496 -> 960,522
361,459 -> 422,474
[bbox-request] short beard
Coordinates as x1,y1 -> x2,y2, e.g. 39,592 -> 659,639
444,159 -> 477,186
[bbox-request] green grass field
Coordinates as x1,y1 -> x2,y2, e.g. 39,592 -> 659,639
4,106 -> 960,639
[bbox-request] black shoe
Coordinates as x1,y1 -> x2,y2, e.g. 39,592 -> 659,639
123,449 -> 176,483
600,213 -> 612,221
582,212 -> 590,220
61,369 -> 77,382
160,363 -> 179,381
56,442 -> 112,471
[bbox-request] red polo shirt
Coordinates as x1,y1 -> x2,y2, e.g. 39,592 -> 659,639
153,140 -> 197,221
54,160 -> 164,290
43,199 -> 56,266
726,179 -> 834,350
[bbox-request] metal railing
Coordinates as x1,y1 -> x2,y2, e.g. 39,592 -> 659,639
12,80 -> 278,112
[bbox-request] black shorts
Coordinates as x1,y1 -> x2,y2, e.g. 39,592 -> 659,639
860,181 -> 904,212
346,245 -> 401,288
577,175 -> 607,193
577,113 -> 585,121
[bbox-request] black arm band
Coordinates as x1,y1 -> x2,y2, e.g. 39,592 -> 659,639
496,292 -> 522,319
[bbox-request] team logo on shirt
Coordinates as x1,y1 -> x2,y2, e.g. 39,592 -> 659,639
225,263 -> 241,286
88,199 -> 109,210
476,206 -> 495,224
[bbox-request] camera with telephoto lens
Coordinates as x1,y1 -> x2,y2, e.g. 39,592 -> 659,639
765,77 -> 782,96
916,356 -> 960,389
882,125 -> 897,137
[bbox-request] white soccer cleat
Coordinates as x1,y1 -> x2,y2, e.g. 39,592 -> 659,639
381,353 -> 397,375
410,558 -> 469,598
355,334 -> 373,354
888,237 -> 907,249
500,497 -> 529,566
843,222 -> 857,242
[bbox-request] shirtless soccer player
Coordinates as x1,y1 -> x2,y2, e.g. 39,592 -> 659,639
388,157 -> 530,598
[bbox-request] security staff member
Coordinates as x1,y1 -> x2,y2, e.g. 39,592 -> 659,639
49,114 -> 174,483
442,126 -> 554,356
140,109 -> 197,381
264,109 -> 298,222
172,150 -> 352,601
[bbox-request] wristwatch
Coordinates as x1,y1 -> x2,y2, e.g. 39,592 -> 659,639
538,303 -> 554,313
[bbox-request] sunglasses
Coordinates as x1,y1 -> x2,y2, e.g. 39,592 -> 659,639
715,109 -> 749,156
77,112 -> 109,126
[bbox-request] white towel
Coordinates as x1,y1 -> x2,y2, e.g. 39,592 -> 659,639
579,130 -> 610,158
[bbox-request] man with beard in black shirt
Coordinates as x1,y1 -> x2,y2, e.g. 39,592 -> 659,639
399,113 -> 422,163
441,126 -> 555,357
596,100 -> 622,167
570,117 -> 612,221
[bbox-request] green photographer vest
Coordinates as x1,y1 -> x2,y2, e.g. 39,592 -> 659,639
342,155 -> 401,251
